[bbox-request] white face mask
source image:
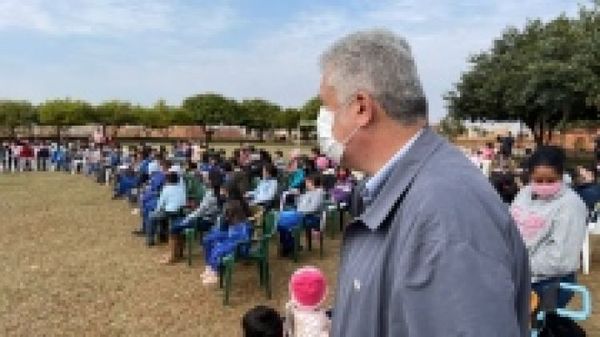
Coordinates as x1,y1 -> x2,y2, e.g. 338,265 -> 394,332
316,106 -> 359,164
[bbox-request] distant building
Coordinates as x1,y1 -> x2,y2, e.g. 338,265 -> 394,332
462,120 -> 532,139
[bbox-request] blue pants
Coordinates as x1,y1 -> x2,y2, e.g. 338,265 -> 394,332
169,217 -> 213,235
202,231 -> 228,266
207,241 -> 238,270
532,273 -> 576,309
277,214 -> 320,254
147,210 -> 167,245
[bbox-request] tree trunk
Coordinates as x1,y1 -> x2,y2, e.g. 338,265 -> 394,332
10,126 -> 16,141
56,125 -> 61,142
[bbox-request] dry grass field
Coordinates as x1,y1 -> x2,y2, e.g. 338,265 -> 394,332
1,172 -> 599,336
0,173 -> 341,337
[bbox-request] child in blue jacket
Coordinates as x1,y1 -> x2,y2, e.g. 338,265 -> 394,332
277,193 -> 303,257
201,199 -> 252,285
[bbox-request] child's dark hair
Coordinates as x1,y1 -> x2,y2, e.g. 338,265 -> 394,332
166,171 -> 179,184
242,305 -> 283,337
223,199 -> 247,225
306,173 -> 323,187
283,193 -> 296,209
263,163 -> 278,178
527,146 -> 566,175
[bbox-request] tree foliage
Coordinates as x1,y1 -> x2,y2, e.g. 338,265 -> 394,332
0,92 -> 322,139
445,3 -> 600,145
38,98 -> 92,139
0,100 -> 36,137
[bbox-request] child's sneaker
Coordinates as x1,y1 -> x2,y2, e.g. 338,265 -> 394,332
202,270 -> 218,285
200,266 -> 212,278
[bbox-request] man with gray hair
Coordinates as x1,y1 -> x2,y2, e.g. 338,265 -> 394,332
317,29 -> 529,337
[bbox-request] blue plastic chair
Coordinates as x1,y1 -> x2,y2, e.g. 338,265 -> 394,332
531,283 -> 592,337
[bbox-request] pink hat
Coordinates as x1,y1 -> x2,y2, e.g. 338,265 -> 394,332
289,266 -> 327,309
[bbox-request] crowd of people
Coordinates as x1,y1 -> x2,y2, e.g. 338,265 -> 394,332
2,133 -> 597,336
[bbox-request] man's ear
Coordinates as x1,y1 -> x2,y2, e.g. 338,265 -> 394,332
353,91 -> 376,127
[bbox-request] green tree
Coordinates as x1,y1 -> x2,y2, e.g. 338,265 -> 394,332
446,5 -> 600,145
38,99 -> 92,140
182,93 -> 240,145
278,108 -> 301,139
239,99 -> 281,141
93,100 -> 135,139
437,115 -> 466,140
182,93 -> 240,126
300,96 -> 322,121
0,100 -> 36,139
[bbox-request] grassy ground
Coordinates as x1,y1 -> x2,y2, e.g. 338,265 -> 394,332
0,173 -> 341,337
1,173 -> 599,336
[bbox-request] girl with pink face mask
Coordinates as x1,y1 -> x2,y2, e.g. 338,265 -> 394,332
510,146 -> 587,308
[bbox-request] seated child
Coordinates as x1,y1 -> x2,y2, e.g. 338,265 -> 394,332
277,194 -> 303,256
296,174 -> 325,231
285,266 -> 330,337
201,199 -> 252,285
172,178 -> 221,235
113,165 -> 138,199
247,163 -> 278,208
147,168 -> 187,254
330,168 -> 353,205
243,305 -> 284,337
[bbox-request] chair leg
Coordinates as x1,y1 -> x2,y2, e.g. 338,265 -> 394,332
265,261 -> 272,299
219,265 -> 224,289
224,262 -> 232,306
186,229 -> 194,267
319,230 -> 324,259
292,230 -> 299,263
328,212 -> 335,240
257,261 -> 264,286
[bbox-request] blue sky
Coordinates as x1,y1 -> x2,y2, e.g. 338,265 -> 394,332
0,0 -> 581,122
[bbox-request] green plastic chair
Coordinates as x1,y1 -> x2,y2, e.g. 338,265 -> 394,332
184,227 -> 197,267
184,173 -> 205,205
219,210 -> 277,305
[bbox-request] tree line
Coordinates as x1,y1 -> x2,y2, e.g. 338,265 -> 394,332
0,93 -> 322,140
444,1 -> 600,145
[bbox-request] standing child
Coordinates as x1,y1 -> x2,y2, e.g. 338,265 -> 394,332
285,266 -> 330,337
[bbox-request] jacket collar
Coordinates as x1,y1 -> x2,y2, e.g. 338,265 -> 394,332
358,127 -> 446,230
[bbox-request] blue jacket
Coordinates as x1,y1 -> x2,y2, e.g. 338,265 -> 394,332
277,208 -> 303,229
288,169 -> 305,189
117,174 -> 138,196
575,183 -> 600,211
149,171 -> 166,192
139,159 -> 151,175
227,221 -> 252,255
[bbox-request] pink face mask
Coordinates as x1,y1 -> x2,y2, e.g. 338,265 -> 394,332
531,182 -> 562,199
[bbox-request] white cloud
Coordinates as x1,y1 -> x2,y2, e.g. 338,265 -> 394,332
0,0 -> 236,36
0,0 -> 582,122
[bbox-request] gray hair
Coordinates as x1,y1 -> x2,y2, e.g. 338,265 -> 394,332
320,29 -> 427,123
